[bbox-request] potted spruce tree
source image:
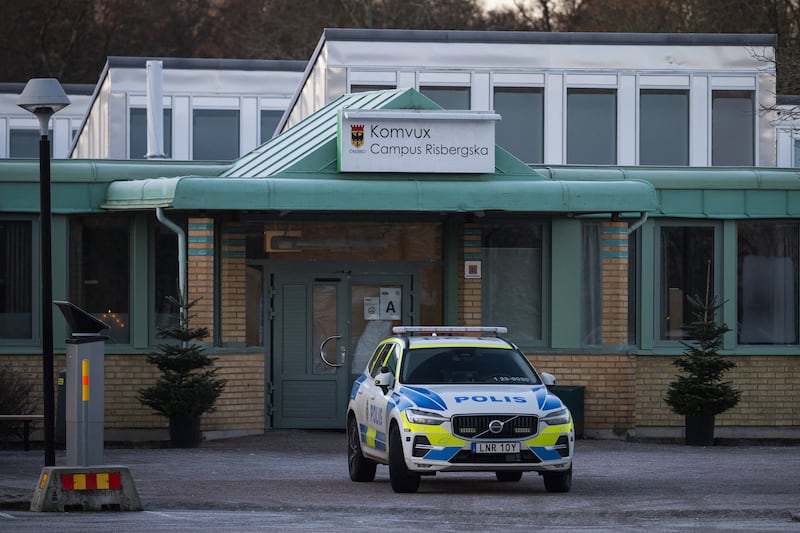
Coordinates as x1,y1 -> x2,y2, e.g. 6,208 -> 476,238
139,297 -> 226,448
664,292 -> 741,446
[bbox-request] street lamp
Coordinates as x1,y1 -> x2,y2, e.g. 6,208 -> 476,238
18,78 -> 70,467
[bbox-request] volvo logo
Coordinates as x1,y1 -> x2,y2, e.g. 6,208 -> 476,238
488,419 -> 504,434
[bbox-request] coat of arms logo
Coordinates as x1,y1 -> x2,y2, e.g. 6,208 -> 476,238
351,124 -> 365,148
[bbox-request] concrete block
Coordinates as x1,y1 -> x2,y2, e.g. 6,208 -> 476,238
30,466 -> 142,512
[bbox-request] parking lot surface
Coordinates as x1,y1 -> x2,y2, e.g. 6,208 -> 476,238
1,431 -> 799,531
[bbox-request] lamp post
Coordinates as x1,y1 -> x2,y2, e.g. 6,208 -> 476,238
18,78 -> 70,467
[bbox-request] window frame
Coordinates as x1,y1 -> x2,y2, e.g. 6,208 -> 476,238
0,217 -> 37,345
566,88 -> 618,165
639,88 -> 690,166
191,108 -> 241,161
737,219 -> 799,345
492,85 -> 545,164
711,89 -> 755,166
481,218 -> 550,350
653,220 -> 721,346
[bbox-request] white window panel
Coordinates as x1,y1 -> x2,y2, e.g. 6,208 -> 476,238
565,73 -> 618,87
492,73 -> 545,86
711,76 -> 757,89
639,75 -> 690,87
349,70 -> 397,84
417,71 -> 471,85
192,96 -> 240,108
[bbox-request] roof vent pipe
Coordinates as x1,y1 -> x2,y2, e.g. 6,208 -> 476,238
145,60 -> 165,159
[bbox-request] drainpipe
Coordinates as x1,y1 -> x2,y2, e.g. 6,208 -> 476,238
156,207 -> 186,329
627,212 -> 648,234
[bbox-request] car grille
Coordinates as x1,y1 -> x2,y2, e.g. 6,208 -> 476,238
450,448 -> 542,464
452,414 -> 538,440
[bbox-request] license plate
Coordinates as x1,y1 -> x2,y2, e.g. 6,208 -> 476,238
472,441 -> 520,454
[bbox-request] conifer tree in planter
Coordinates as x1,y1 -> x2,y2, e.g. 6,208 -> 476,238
664,292 -> 741,446
139,297 -> 226,448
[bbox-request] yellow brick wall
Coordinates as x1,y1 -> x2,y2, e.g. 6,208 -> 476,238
636,355 -> 800,427
601,222 -> 628,345
2,353 -> 264,434
221,223 -> 247,345
529,353 -> 637,436
459,224 -> 483,326
188,217 -> 215,338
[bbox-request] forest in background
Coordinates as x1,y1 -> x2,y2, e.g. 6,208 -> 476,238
1,0 -> 798,94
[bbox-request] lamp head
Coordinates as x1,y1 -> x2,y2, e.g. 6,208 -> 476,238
17,78 -> 71,136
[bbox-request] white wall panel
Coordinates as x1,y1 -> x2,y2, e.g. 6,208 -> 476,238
690,75 -> 709,166
173,96 -> 190,160
618,74 -> 636,165
544,73 -> 564,165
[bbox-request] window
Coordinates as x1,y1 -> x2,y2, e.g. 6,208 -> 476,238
738,221 -> 798,344
640,90 -> 689,166
351,85 -> 396,93
483,221 -> 545,347
153,221 -> 182,335
567,89 -> 617,164
246,264 -> 264,347
9,129 -> 52,158
660,225 -> 715,340
419,86 -> 470,110
712,90 -> 754,166
795,138 -> 800,168
260,110 -> 283,144
582,222 -> 602,345
69,215 -> 130,344
130,108 -> 173,159
0,221 -> 32,340
193,109 -> 239,160
494,87 -> 544,164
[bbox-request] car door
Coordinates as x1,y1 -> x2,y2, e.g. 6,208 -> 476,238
362,342 -> 400,460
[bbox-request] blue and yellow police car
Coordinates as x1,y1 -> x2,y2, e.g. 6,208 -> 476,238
347,326 -> 574,493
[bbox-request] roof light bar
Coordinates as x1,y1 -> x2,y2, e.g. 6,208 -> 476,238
393,326 -> 507,335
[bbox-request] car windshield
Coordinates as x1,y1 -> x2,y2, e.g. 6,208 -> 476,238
400,346 -> 541,385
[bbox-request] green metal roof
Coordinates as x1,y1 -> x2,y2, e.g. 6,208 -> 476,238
0,159 -> 228,213
102,88 -> 658,215
535,166 -> 800,218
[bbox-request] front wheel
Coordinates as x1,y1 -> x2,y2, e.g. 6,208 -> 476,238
543,467 -> 572,493
388,424 -> 420,493
347,415 -> 376,482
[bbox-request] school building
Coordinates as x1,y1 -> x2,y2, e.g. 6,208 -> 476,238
1,30 -> 798,442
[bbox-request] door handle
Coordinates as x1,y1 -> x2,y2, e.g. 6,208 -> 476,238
319,335 -> 343,367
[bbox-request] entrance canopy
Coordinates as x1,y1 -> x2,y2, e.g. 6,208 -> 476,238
103,88 -> 657,215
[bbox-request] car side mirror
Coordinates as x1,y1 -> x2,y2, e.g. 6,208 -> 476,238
541,372 -> 556,386
375,367 -> 394,393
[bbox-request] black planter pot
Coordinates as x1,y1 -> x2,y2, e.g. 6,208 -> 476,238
169,416 -> 202,448
685,414 -> 715,446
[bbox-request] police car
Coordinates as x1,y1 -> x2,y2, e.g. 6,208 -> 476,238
347,326 -> 574,493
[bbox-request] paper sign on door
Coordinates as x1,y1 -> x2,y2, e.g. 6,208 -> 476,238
380,288 -> 401,320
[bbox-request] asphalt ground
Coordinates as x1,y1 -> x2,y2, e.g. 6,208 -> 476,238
1,431 -> 799,531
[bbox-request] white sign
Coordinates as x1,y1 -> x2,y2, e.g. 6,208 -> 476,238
380,287 -> 401,320
364,297 -> 380,321
338,109 -> 499,173
464,260 -> 482,279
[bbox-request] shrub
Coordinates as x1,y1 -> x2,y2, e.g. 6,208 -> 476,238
0,365 -> 36,444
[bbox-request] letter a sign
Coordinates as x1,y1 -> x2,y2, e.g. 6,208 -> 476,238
380,288 -> 401,320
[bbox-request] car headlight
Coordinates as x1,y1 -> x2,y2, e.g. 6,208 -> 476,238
405,409 -> 447,426
543,407 -> 571,426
